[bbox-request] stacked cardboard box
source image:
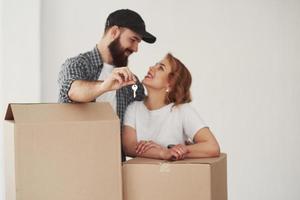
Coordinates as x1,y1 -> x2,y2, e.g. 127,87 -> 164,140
4,103 -> 122,200
123,154 -> 227,200
3,102 -> 227,200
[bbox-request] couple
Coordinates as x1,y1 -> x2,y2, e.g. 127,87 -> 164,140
58,9 -> 220,161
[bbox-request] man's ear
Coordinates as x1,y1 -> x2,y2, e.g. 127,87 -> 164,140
109,25 -> 121,40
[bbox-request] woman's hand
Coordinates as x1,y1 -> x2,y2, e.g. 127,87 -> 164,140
169,144 -> 190,160
135,141 -> 190,161
159,144 -> 190,160
135,140 -> 163,155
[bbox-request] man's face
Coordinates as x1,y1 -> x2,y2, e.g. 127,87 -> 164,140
108,28 -> 141,67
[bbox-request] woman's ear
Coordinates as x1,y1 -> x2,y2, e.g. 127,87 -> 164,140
166,85 -> 171,93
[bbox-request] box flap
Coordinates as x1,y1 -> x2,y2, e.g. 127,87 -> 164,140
4,102 -> 118,123
124,153 -> 226,165
5,104 -> 13,120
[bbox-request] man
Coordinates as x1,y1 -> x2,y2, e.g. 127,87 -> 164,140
58,9 -> 156,161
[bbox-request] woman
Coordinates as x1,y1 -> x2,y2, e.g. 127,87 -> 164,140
122,53 -> 220,160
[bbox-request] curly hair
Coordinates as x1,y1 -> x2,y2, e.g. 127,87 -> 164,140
165,53 -> 192,106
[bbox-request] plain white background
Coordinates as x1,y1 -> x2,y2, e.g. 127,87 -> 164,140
1,0 -> 300,199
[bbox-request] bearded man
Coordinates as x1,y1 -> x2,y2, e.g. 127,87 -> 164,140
58,9 -> 156,161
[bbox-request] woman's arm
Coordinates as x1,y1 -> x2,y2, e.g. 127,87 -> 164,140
122,125 -> 171,160
185,127 -> 220,158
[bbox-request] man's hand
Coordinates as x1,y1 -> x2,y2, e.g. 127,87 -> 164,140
101,67 -> 136,92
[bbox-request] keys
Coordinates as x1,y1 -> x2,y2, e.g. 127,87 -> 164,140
132,84 -> 138,99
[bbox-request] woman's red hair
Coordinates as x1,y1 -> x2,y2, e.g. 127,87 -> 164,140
165,53 -> 192,105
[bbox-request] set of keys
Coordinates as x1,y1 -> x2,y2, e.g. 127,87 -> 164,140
131,84 -> 138,98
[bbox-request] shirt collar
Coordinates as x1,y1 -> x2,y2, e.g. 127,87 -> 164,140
91,45 -> 103,68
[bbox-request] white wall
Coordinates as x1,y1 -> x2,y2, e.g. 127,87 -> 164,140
0,0 -> 299,200
0,0 -> 41,199
0,1 -> 4,199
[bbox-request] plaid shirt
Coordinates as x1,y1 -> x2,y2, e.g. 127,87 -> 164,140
58,46 -> 145,159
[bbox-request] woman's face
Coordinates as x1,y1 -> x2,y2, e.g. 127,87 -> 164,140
142,57 -> 172,91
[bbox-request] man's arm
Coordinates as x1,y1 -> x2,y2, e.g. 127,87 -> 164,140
68,80 -> 105,102
68,67 -> 136,102
58,56 -> 136,103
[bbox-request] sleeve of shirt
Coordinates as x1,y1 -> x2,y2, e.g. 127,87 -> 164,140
57,57 -> 90,103
123,102 -> 137,130
181,103 -> 208,141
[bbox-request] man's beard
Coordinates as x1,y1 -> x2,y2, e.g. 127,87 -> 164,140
108,37 -> 132,67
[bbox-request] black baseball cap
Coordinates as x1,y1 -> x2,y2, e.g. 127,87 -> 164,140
105,9 -> 156,44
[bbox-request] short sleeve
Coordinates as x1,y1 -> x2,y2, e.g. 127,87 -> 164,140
181,103 -> 208,141
123,102 -> 137,130
58,57 -> 90,103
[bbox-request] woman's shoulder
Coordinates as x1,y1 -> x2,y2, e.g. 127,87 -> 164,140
172,103 -> 202,118
173,102 -> 195,112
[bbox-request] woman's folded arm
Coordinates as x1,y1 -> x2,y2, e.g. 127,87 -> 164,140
186,127 -> 220,158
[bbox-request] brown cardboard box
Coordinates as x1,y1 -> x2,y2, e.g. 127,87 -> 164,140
123,154 -> 227,200
4,102 -> 122,200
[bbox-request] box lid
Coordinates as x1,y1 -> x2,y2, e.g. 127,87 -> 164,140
124,153 -> 226,165
4,102 -> 119,123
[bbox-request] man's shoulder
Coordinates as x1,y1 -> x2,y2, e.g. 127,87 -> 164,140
60,48 -> 103,77
64,50 -> 94,66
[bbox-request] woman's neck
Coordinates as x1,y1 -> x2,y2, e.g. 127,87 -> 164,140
144,88 -> 167,110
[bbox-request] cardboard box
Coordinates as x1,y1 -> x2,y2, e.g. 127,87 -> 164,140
4,102 -> 122,200
123,154 -> 227,200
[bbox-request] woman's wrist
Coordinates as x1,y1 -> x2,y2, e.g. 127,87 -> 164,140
159,148 -> 170,160
159,149 -> 165,159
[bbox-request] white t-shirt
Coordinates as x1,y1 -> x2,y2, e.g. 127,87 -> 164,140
96,63 -> 117,112
123,101 -> 208,147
